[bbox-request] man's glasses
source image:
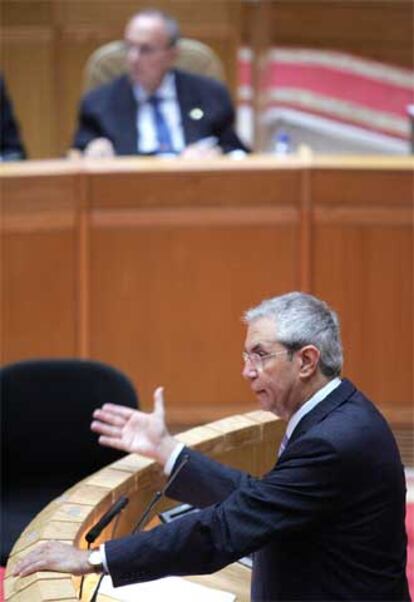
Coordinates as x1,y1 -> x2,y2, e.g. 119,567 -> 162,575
242,349 -> 288,370
124,42 -> 171,56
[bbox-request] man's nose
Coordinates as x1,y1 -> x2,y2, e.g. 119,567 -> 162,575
242,362 -> 257,380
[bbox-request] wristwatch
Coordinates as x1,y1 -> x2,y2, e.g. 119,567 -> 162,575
88,548 -> 104,573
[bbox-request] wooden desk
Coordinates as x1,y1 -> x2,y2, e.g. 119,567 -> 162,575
4,410 -> 282,601
1,156 -> 413,441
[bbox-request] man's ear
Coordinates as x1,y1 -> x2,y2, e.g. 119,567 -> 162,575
298,345 -> 320,378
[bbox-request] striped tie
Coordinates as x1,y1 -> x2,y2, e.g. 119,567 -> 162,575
278,433 -> 289,458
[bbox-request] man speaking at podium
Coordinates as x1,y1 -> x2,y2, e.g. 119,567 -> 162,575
13,292 -> 409,600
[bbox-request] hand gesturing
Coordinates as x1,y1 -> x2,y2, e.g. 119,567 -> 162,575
91,386 -> 178,464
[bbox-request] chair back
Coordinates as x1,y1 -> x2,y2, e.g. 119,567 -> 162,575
84,37 -> 225,92
1,358 -> 139,565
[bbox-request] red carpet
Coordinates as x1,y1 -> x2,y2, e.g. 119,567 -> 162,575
0,566 -> 4,602
406,470 -> 414,599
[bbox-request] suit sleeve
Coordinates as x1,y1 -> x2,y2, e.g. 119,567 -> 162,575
105,437 -> 340,587
209,83 -> 249,154
166,447 -> 250,507
72,94 -> 108,151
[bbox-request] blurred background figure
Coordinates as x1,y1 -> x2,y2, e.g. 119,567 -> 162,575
72,9 -> 248,158
0,75 -> 26,161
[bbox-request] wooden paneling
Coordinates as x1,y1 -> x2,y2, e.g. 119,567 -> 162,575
0,163 -> 81,362
244,1 -> 414,68
1,27 -> 56,158
310,166 -> 413,424
1,156 -> 412,432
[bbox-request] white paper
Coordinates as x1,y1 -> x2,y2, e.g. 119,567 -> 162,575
99,574 -> 236,602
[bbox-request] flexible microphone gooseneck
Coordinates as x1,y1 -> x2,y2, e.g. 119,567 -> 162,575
132,453 -> 189,534
88,453 -> 189,602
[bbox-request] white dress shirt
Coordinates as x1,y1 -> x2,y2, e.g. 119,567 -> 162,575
132,73 -> 185,155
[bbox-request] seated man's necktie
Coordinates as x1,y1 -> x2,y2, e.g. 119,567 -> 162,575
148,95 -> 174,155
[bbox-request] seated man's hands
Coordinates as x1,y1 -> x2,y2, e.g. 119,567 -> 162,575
12,542 -> 90,577
83,137 -> 115,158
91,386 -> 179,465
180,143 -> 222,159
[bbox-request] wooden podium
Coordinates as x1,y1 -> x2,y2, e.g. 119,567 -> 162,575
4,411 -> 284,601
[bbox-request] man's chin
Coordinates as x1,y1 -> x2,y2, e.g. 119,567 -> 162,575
255,391 -> 272,411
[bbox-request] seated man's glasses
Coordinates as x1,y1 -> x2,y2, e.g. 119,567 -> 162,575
124,42 -> 172,56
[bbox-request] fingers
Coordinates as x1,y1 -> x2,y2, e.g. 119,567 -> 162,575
94,404 -> 135,420
13,543 -> 53,576
153,386 -> 165,418
91,405 -> 136,431
96,435 -> 128,451
91,420 -> 121,437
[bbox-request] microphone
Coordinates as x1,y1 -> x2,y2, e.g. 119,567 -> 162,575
88,454 -> 189,602
85,495 -> 129,544
132,453 -> 189,534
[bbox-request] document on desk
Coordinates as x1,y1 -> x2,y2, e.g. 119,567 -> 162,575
100,574 -> 236,601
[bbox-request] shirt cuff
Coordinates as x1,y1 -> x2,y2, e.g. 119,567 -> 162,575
100,543 -> 109,574
164,442 -> 186,475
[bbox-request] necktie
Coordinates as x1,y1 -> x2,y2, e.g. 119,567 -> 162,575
148,95 -> 174,154
278,432 -> 289,458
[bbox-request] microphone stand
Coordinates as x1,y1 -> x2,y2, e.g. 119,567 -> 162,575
88,454 -> 189,602
132,454 -> 189,534
80,497 -> 128,600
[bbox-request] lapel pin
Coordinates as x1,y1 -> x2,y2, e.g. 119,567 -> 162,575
189,108 -> 204,120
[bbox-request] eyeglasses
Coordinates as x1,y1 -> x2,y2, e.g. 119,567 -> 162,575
242,349 -> 288,370
124,41 -> 171,57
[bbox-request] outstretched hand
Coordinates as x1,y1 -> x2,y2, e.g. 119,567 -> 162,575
91,386 -> 178,465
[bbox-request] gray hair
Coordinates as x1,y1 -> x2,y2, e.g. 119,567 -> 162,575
244,292 -> 343,377
132,9 -> 181,47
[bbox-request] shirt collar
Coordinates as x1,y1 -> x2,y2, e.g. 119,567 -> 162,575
132,71 -> 176,103
286,377 -> 341,440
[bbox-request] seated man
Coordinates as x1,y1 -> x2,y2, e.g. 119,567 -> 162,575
72,9 -> 248,158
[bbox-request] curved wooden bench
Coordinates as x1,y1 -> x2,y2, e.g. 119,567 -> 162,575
5,411 -> 284,601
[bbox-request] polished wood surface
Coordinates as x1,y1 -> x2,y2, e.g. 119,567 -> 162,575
1,1 -> 412,158
4,411 -> 283,601
1,155 -> 413,435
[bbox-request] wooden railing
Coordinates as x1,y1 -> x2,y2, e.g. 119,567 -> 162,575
4,410 -> 283,601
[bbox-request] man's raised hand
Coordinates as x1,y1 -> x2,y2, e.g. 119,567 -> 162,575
91,386 -> 178,465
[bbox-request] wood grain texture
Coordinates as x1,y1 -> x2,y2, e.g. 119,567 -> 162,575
1,156 -> 412,431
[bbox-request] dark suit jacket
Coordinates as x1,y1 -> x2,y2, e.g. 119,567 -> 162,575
73,70 -> 248,155
105,379 -> 409,601
0,75 -> 26,160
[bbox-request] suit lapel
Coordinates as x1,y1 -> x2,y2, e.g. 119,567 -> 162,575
112,76 -> 138,154
175,70 -> 204,145
287,379 -> 356,448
